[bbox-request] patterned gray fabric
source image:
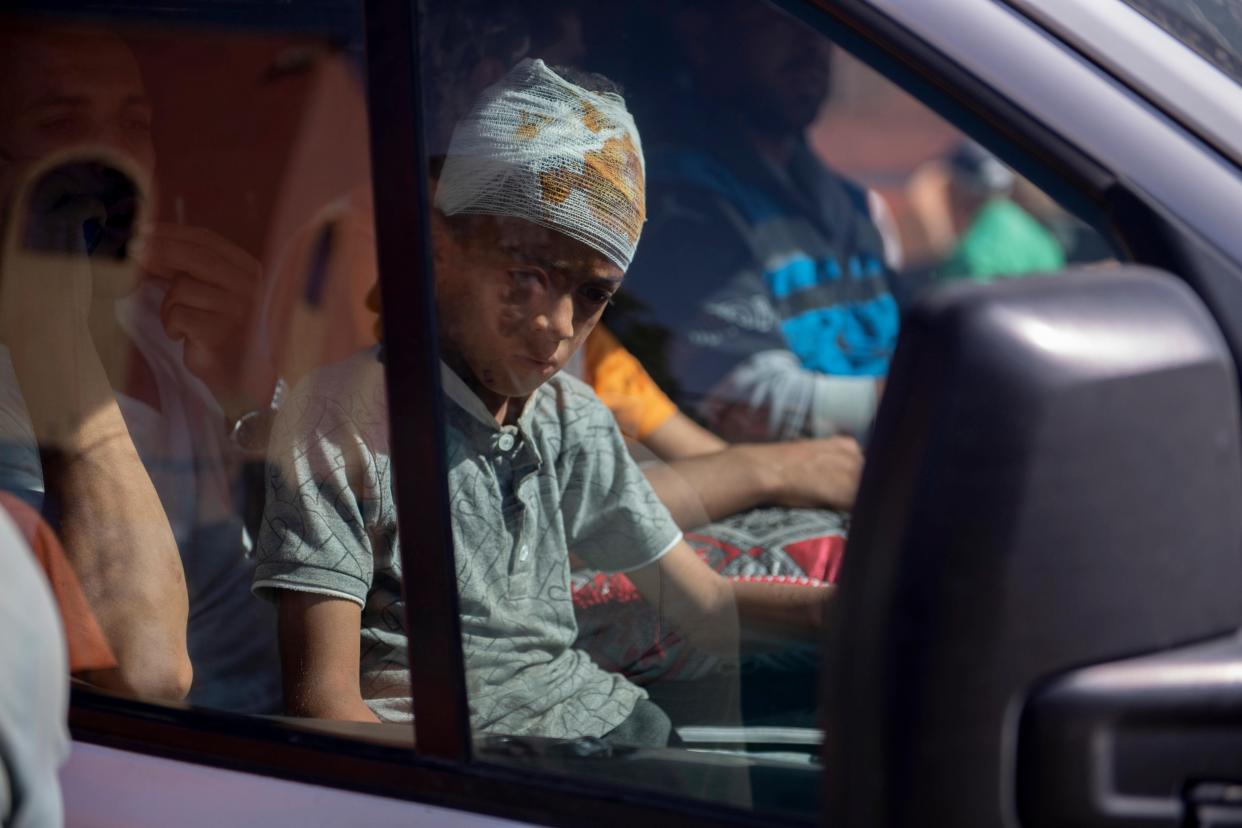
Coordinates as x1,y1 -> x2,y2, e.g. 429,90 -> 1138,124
254,347 -> 682,738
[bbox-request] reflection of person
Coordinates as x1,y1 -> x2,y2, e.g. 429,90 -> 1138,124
0,23 -> 281,710
256,61 -> 829,745
613,0 -> 898,442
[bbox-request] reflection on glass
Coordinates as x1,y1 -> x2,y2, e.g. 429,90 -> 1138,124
0,17 -> 406,747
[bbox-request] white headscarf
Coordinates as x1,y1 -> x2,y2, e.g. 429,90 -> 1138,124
434,59 -> 646,271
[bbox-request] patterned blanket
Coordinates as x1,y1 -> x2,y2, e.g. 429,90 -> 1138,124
572,507 -> 847,683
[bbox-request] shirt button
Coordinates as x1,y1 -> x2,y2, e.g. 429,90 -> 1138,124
519,544 -> 530,562
497,433 -> 515,451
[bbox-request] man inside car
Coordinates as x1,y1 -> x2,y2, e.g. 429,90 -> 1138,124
614,0 -> 899,443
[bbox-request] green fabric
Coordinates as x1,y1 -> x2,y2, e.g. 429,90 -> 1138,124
254,347 -> 682,739
942,198 -> 1066,282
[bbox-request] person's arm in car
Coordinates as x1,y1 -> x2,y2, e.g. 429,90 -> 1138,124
639,412 -> 863,529
11,334 -> 192,700
277,592 -> 379,723
1,246 -> 191,700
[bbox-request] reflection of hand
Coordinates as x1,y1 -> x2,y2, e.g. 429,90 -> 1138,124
742,436 -> 864,512
143,223 -> 274,420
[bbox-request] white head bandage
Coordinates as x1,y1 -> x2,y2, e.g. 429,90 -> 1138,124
434,58 -> 646,271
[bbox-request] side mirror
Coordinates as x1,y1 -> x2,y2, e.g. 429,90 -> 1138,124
823,268 -> 1242,827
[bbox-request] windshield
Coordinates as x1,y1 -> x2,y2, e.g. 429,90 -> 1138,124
1123,0 -> 1242,86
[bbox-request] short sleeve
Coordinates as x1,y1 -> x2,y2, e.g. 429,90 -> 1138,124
556,382 -> 682,573
253,375 -> 379,607
584,326 -> 678,440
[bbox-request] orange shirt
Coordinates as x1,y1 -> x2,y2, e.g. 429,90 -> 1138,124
0,493 -> 118,674
583,326 -> 678,441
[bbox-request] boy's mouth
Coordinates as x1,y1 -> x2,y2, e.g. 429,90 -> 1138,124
514,353 -> 559,375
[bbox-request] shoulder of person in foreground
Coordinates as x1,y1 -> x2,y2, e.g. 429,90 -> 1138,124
0,500 -> 70,828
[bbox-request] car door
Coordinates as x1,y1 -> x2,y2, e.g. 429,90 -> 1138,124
7,0 -> 1237,826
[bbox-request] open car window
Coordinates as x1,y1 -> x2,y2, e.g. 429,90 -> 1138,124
1,0 -> 1144,825
410,0 -> 1123,822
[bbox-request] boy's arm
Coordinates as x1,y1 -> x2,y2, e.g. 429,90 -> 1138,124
277,592 -> 379,723
638,410 -> 727,462
639,430 -> 863,529
627,541 -> 829,657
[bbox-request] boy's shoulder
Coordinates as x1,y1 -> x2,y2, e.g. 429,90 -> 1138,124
277,346 -> 388,445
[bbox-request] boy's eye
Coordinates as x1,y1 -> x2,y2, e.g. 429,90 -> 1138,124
579,286 -> 615,308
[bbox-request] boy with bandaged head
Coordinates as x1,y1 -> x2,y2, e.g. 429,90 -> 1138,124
254,61 -> 827,745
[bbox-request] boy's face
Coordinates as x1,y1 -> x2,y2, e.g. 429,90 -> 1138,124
433,212 -> 623,402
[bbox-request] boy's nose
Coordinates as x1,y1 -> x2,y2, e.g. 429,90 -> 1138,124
533,292 -> 575,341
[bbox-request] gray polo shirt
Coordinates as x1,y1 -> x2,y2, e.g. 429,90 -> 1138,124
254,347 -> 681,738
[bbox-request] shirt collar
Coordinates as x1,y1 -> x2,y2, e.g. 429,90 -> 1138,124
439,361 -> 540,433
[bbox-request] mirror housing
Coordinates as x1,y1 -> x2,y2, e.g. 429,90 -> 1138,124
823,267 -> 1242,827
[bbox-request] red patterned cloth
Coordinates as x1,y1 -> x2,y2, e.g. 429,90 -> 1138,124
572,507 -> 846,682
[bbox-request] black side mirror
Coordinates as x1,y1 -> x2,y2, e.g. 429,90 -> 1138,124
823,268 -> 1242,827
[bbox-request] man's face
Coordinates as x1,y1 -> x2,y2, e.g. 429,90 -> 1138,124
433,213 -> 623,402
695,3 -> 833,134
0,29 -> 154,197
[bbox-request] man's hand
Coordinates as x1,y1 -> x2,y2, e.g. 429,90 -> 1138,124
739,435 -> 864,512
143,222 -> 275,421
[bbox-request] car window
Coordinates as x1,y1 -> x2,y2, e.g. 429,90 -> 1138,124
1121,0 -> 1242,87
403,0 -> 1123,821
0,10 -> 415,747
0,0 -> 1134,822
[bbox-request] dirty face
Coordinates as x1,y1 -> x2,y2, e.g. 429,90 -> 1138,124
432,212 -> 623,410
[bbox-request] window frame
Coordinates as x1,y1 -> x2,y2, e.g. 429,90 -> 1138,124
44,0 -> 1214,825
363,0 -> 470,764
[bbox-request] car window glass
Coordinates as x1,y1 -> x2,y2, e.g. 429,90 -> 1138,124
0,12 -> 414,748
405,0 -> 1123,820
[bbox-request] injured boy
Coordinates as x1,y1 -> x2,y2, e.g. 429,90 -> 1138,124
252,59 -> 829,747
